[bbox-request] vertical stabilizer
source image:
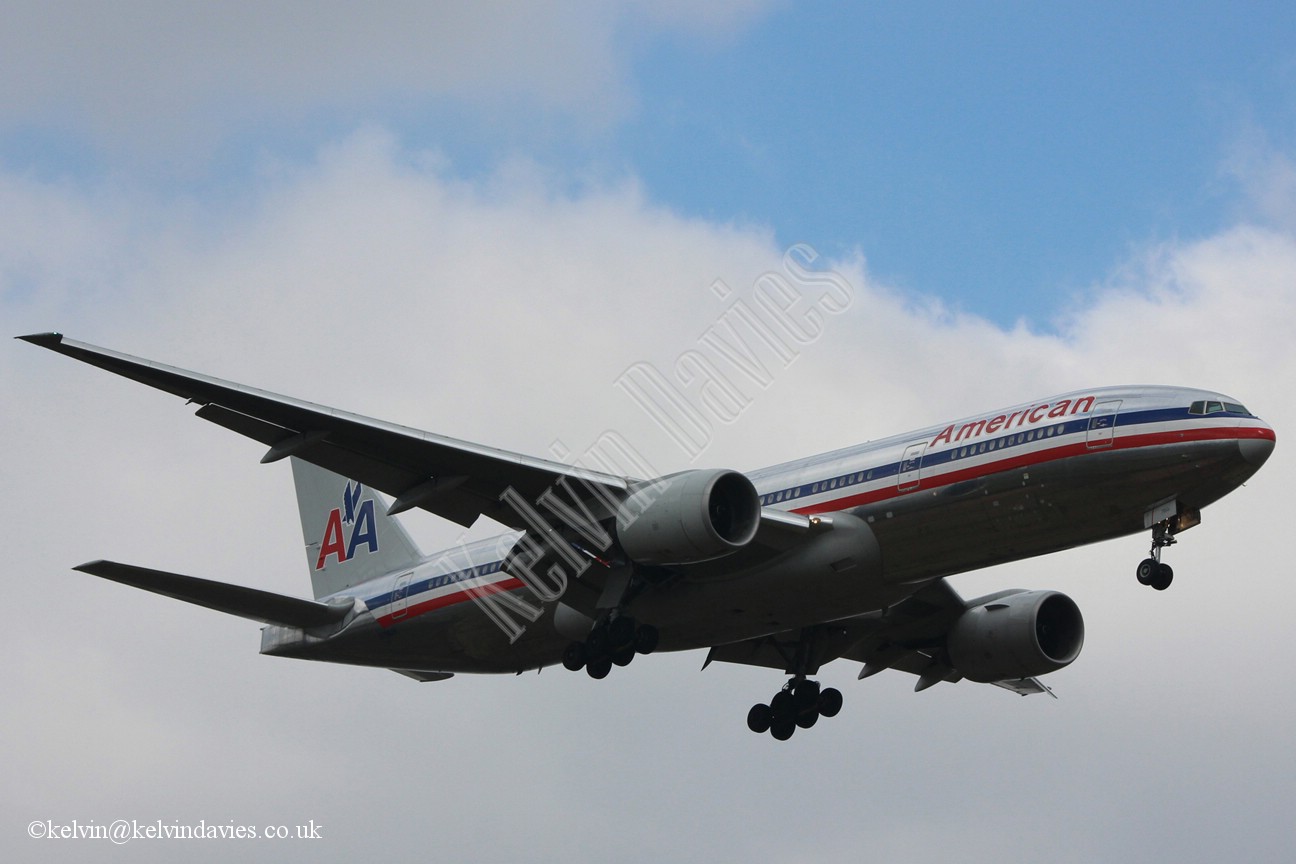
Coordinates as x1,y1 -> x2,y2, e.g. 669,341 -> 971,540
290,458 -> 424,599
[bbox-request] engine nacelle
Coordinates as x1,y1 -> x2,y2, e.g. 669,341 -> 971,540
946,590 -> 1084,682
615,469 -> 761,565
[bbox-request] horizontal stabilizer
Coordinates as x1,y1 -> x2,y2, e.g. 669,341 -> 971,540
74,560 -> 354,629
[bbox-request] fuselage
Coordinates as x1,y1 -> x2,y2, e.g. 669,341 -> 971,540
262,385 -> 1275,674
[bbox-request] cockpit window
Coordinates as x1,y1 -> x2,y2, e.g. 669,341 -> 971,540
1189,400 -> 1250,416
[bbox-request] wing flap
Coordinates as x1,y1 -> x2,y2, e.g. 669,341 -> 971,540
389,669 -> 455,683
194,403 -> 493,526
74,560 -> 354,629
991,677 -> 1056,697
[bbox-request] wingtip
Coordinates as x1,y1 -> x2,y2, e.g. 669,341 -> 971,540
16,332 -> 65,348
73,559 -> 110,576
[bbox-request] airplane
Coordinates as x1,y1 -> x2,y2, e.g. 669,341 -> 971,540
20,332 -> 1276,740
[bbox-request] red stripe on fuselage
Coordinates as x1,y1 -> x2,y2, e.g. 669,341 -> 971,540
791,424 -> 1265,516
375,576 -> 525,627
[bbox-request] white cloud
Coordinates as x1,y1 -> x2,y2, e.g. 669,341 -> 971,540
3,130 -> 1294,862
0,1 -> 775,158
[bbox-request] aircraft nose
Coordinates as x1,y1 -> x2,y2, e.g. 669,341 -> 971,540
1238,429 -> 1276,467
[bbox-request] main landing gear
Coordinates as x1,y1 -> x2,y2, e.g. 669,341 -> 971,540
1136,520 -> 1177,591
746,678 -> 843,741
561,615 -> 659,679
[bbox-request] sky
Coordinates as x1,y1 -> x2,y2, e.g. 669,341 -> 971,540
4,3 -> 1295,862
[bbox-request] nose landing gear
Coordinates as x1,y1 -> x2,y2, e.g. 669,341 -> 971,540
1136,506 -> 1201,591
1136,520 -> 1177,591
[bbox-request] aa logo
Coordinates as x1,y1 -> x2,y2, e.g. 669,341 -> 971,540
315,480 -> 379,570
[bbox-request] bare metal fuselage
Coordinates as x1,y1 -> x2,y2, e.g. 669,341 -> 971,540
263,385 -> 1273,674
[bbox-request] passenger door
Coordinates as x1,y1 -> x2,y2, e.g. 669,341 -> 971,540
1085,400 -> 1122,449
392,571 -> 413,621
897,441 -> 927,492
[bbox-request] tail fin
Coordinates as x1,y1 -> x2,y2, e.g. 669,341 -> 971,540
290,457 -> 424,598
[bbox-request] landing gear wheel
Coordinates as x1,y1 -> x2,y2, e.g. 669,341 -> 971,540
586,656 -> 612,679
561,641 -> 587,672
792,679 -> 821,703
608,616 -> 636,651
586,625 -> 608,658
792,680 -> 821,728
634,624 -> 659,655
1136,558 -> 1158,586
747,703 -> 772,734
611,645 -> 636,667
770,720 -> 795,741
1139,518 -> 1185,589
818,687 -> 843,718
769,690 -> 794,726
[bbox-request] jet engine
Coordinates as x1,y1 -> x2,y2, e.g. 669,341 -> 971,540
616,469 -> 761,566
946,590 -> 1084,682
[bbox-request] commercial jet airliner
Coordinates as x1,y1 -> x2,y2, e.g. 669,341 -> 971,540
21,333 -> 1275,740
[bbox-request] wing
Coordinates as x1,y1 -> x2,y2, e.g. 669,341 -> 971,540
19,333 -> 628,530
704,578 -> 1058,697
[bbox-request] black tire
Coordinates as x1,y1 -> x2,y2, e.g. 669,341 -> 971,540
770,720 -> 795,741
818,687 -> 843,718
561,641 -> 587,672
793,680 -> 821,728
634,624 -> 660,655
1151,562 -> 1174,591
770,690 -> 793,725
747,703 -> 772,734
793,679 -> 820,708
586,657 -> 612,679
611,645 -> 635,667
587,626 -> 608,658
1136,558 -> 1158,585
609,616 -> 636,650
